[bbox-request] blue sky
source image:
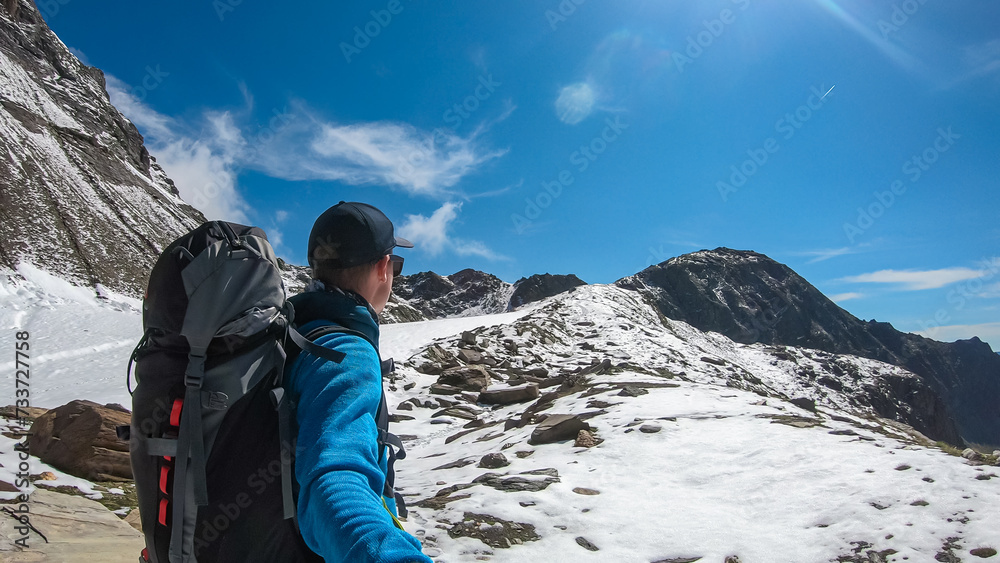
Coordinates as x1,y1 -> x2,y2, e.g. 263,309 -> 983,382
49,0 -> 999,349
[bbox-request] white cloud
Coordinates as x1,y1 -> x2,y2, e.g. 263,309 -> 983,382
397,202 -> 506,261
839,268 -> 987,291
105,76 -> 251,223
275,210 -> 289,223
68,46 -> 90,66
829,292 -> 864,302
555,82 -> 595,125
914,322 -> 1000,350
251,108 -> 507,199
793,247 -> 854,263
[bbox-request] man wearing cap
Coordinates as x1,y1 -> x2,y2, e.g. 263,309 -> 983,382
285,202 -> 432,562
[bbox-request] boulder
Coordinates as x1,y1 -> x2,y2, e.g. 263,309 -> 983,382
458,348 -> 484,364
574,430 -> 598,448
478,384 -> 540,406
618,386 -> 648,397
528,414 -> 592,446
28,400 -> 131,481
478,453 -> 510,469
461,331 -> 478,346
438,365 -> 492,392
790,397 -> 817,412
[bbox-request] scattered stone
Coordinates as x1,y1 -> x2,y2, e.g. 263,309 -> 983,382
431,406 -> 481,421
975,473 -> 994,481
519,468 -> 558,477
403,382 -> 416,391
962,448 -> 984,462
651,558 -> 702,563
29,400 -> 132,481
578,359 -> 612,376
618,386 -> 648,397
515,450 -> 534,459
700,356 -> 727,366
586,400 -> 618,409
574,430 -> 598,448
429,383 -> 464,395
724,557 -> 742,563
458,348 -> 484,364
575,536 -> 599,551
639,424 -> 662,434
38,471 -> 57,481
478,384 -> 540,405
461,331 -> 478,346
911,500 -> 929,506
432,458 -> 475,471
525,366 -> 550,378
478,453 -> 510,469
528,414 -> 592,446
396,401 -> 414,411
473,472 -> 559,493
388,414 -> 415,423
415,362 -> 444,375
895,464 -> 911,471
124,507 -> 142,532
971,548 -> 998,558
790,397 -> 817,412
519,501 -> 536,507
572,487 -> 600,496
463,419 -> 485,429
430,418 -> 453,425
438,365 -> 492,392
923,477 -> 935,483
829,429 -> 858,436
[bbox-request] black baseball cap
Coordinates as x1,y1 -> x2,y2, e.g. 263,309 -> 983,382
308,201 -> 413,268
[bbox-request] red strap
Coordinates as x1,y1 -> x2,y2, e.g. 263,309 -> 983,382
141,547 -> 150,562
169,398 -> 183,427
159,466 -> 170,495
158,498 -> 169,526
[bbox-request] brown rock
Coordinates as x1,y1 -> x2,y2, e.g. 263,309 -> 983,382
38,471 -> 58,480
574,430 -> 598,448
28,400 -> 132,480
528,414 -> 592,446
124,508 -> 142,532
572,487 -> 600,495
458,348 -> 484,364
478,384 -> 540,405
438,365 -> 492,392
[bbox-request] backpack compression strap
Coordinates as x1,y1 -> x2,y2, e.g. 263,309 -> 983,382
277,323 -> 405,521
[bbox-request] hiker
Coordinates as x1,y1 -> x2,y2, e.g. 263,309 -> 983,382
284,201 -> 433,563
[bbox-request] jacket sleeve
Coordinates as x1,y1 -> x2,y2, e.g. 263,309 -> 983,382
290,333 -> 432,563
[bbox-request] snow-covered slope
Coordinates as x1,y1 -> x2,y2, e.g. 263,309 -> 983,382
3,275 -> 996,562
0,0 -> 203,297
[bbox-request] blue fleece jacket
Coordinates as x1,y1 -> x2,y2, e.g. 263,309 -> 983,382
287,289 -> 431,563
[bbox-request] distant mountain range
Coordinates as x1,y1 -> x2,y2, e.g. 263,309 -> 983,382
1,0 -> 996,448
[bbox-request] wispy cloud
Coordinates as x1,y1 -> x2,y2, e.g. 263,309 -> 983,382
792,247 -> 855,264
977,282 -> 1000,299
397,202 -> 507,261
914,322 -> 1000,349
839,268 -> 986,291
829,292 -> 864,302
555,82 -> 596,125
106,75 -> 251,223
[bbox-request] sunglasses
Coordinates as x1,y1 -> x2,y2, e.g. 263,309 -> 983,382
389,254 -> 404,276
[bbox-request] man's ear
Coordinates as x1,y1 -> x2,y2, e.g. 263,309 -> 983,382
375,255 -> 390,282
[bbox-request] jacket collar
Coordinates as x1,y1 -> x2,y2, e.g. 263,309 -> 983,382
288,281 -> 380,347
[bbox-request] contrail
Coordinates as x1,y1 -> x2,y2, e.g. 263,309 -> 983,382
820,85 -> 836,100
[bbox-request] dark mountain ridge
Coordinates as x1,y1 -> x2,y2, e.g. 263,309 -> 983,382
616,247 -> 999,446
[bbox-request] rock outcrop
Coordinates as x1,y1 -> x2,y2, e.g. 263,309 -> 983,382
28,400 -> 132,481
617,248 -> 995,446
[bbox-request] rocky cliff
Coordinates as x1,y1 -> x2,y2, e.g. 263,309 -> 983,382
616,248 -> 998,446
0,0 -> 203,296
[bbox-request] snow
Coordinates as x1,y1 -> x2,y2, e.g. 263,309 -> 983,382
0,272 -> 996,561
